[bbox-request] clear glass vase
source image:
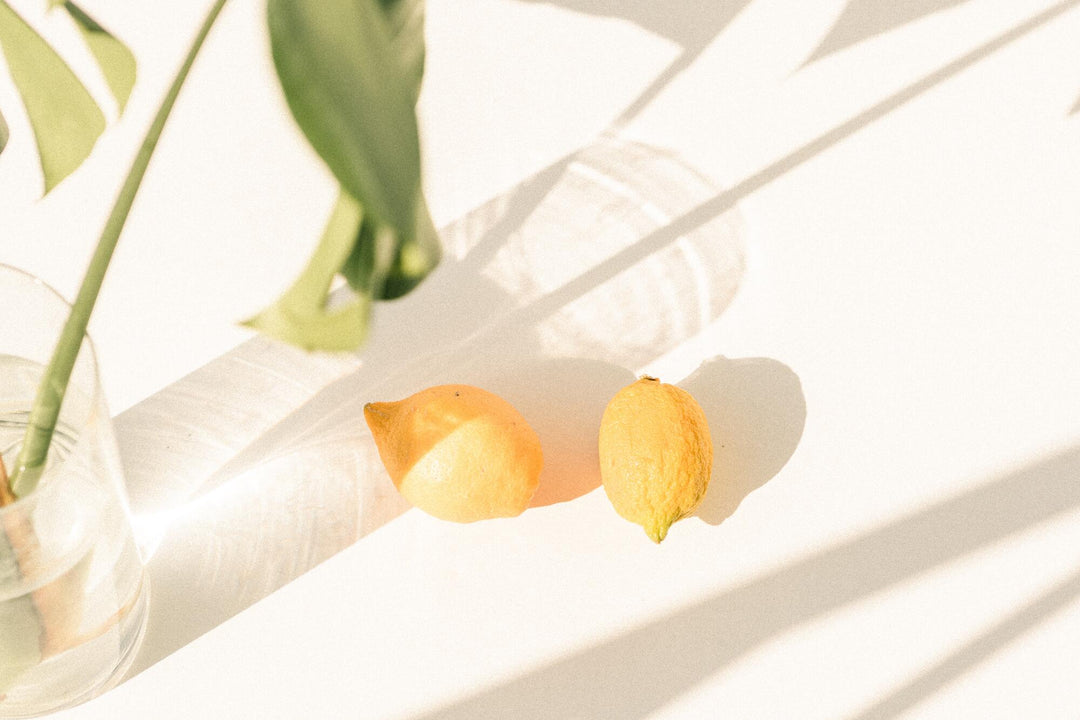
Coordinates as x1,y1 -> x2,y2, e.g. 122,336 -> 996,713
0,265 -> 149,717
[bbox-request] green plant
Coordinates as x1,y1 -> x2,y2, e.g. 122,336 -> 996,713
0,0 -> 438,498
0,0 -> 134,194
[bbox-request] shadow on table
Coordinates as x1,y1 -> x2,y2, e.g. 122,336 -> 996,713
802,0 -> 971,66
483,355 -> 634,508
515,0 -> 752,128
408,444 -> 1080,720
842,563 -> 1080,720
470,353 -> 806,511
523,0 -> 972,117
119,136 -> 746,678
118,0 -> 1075,686
683,356 -> 806,526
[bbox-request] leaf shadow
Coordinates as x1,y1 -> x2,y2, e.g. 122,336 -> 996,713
115,0 -> 1075,688
515,0 -> 752,127
120,135 -> 745,678
803,0 -> 971,67
842,564 -> 1080,720
201,135 -> 745,488
516,0 -> 750,50
406,444 -> 1080,720
682,356 -> 806,526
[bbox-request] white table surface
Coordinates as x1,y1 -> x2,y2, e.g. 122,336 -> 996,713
3,0 -> 1080,717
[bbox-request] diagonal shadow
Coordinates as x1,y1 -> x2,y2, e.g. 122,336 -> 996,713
120,136 -> 745,678
517,0 -> 753,128
389,0 -> 1075,399
516,0 -> 750,48
804,0 -> 971,66
116,0 -> 1076,684
1071,93 -> 1080,115
843,564 -> 1080,720
134,0 -> 1074,583
409,445 -> 1080,720
491,0 -> 1079,337
117,151 -> 581,527
199,136 -> 743,490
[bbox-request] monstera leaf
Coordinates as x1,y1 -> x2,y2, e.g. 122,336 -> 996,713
246,0 -> 440,350
0,0 -> 434,354
0,0 -> 134,192
5,0 -> 437,501
62,1 -> 136,112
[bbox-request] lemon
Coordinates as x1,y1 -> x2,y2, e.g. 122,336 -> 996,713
364,384 -> 543,523
599,376 -> 712,542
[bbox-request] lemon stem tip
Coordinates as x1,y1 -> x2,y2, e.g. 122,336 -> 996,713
646,522 -> 669,544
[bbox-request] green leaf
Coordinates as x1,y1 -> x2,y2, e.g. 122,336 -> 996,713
258,0 -> 440,352
341,214 -> 389,295
380,191 -> 440,299
380,0 -> 426,104
360,0 -> 442,293
0,0 -> 105,193
9,0 -> 229,496
61,1 -> 136,112
0,107 -> 8,154
340,191 -> 440,301
267,0 -> 422,239
244,191 -> 396,351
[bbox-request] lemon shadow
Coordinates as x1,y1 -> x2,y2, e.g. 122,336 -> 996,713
465,355 -> 635,507
680,356 -> 806,526
114,0 -> 1076,679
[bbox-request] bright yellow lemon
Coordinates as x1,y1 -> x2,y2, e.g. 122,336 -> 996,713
364,384 -> 543,523
599,376 -> 712,542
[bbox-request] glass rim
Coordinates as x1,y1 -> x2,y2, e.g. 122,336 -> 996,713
0,262 -> 105,513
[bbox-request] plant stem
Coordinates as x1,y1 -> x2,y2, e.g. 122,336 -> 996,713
8,0 -> 230,498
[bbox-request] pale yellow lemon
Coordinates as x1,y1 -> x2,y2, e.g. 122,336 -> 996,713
599,376 -> 712,542
364,384 -> 543,522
